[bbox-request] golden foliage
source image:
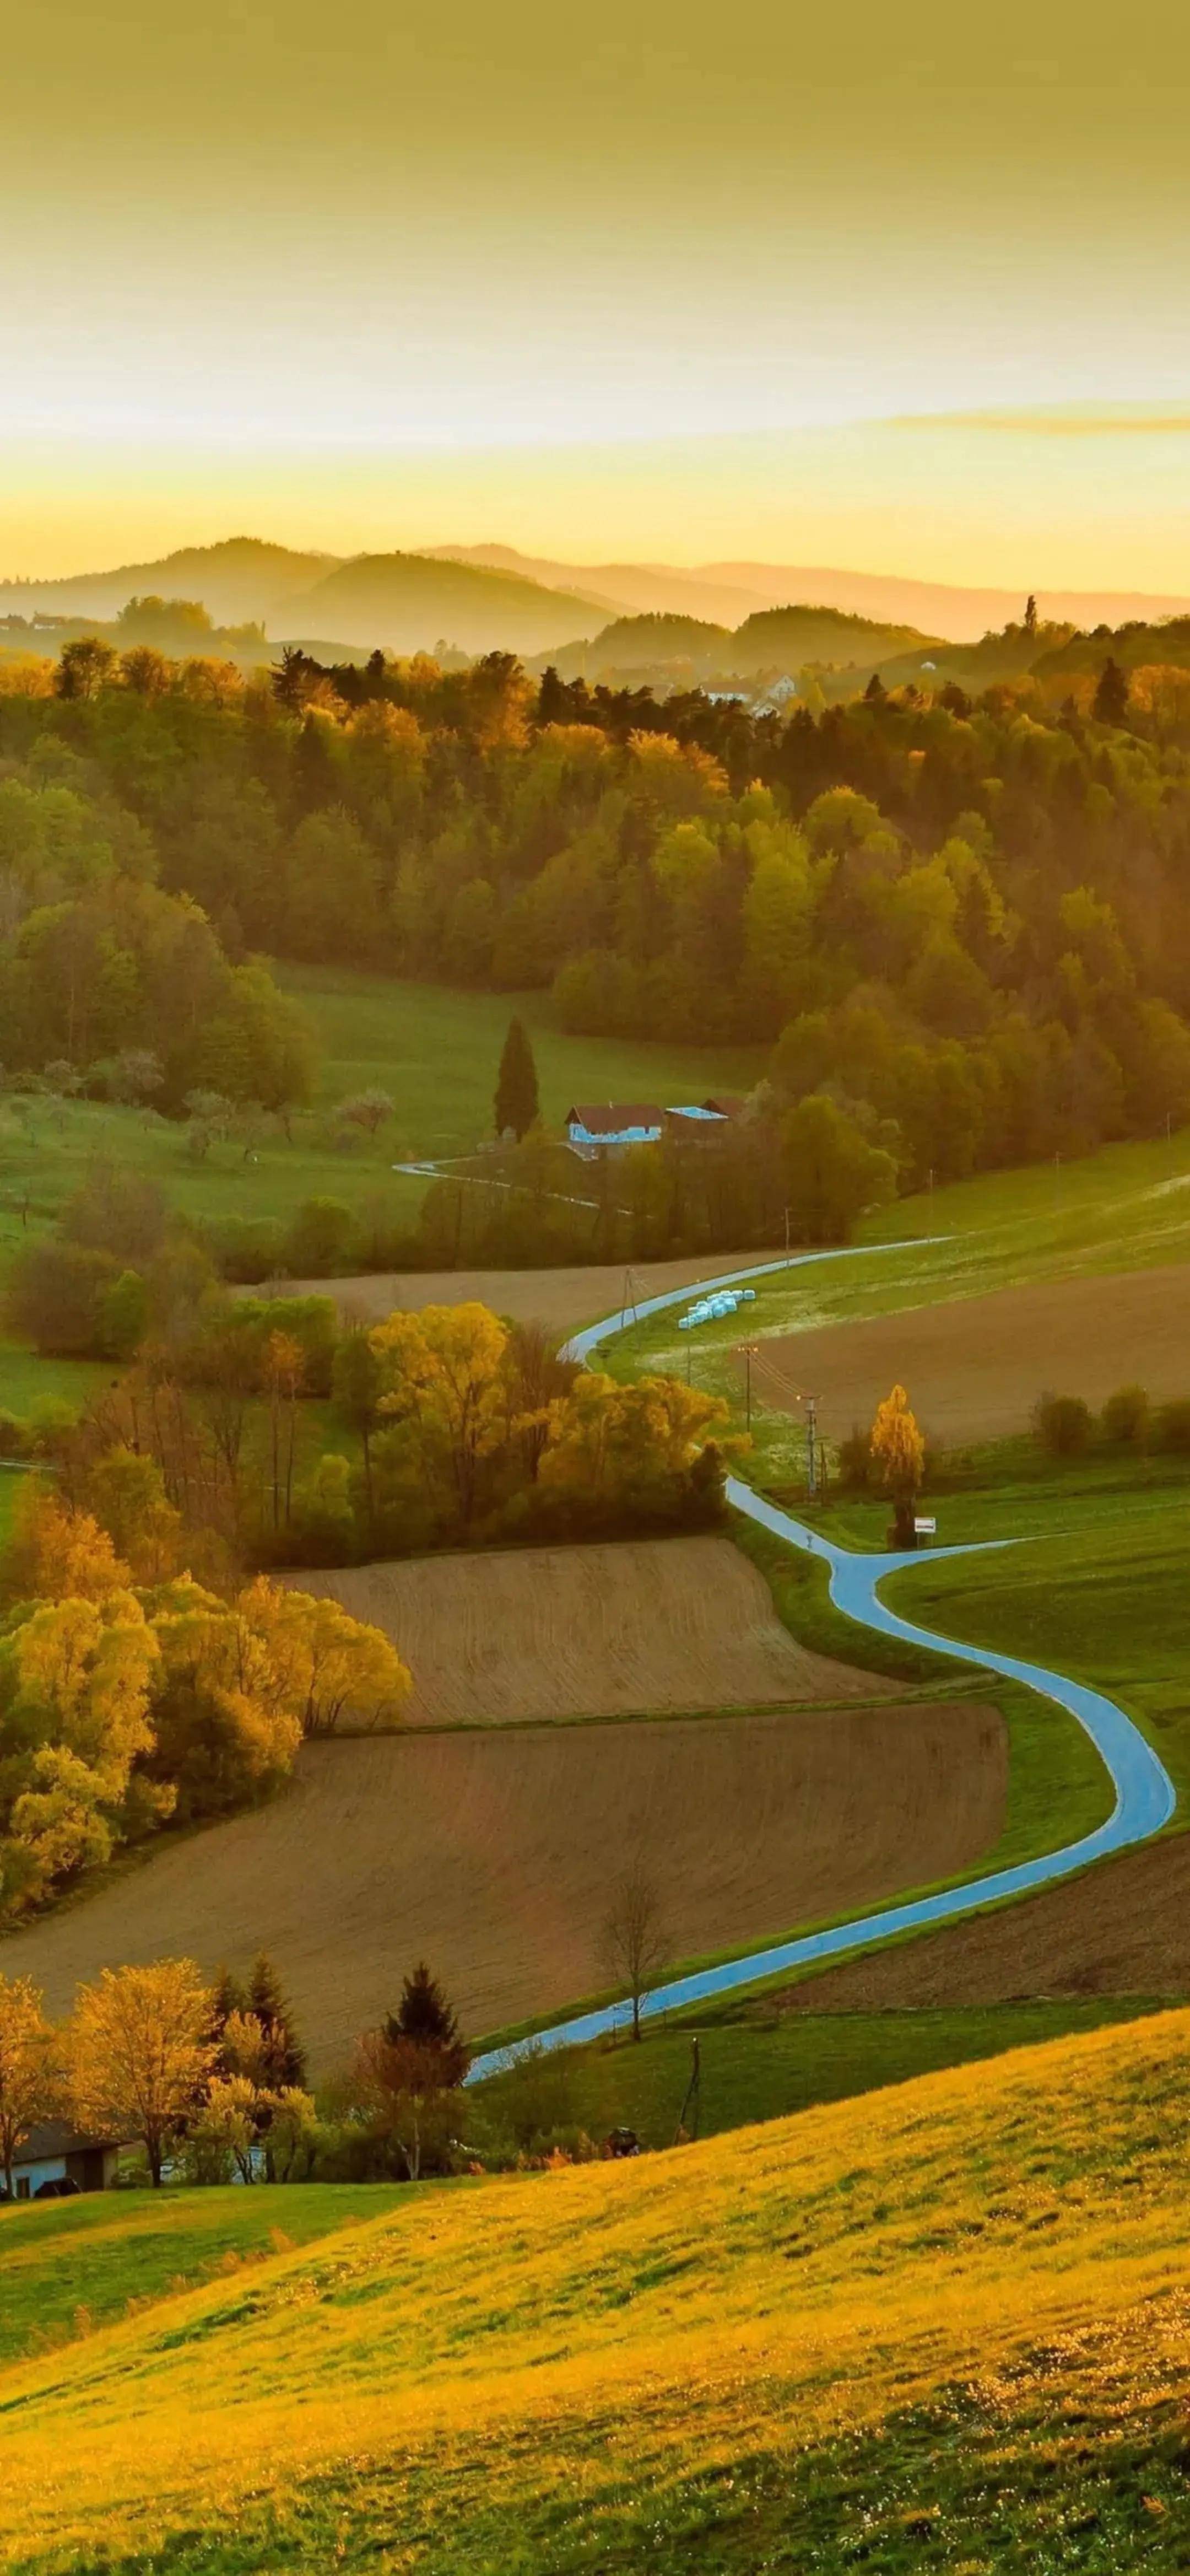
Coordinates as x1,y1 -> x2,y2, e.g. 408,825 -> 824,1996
4,1488 -> 132,1605
869,1382 -> 925,1499
0,1973 -> 58,2190
68,1960 -> 215,2186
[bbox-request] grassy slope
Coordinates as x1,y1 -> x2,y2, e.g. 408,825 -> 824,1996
7,2012 -> 1190,2569
0,2182 -> 404,2367
474,1995 -> 1163,2150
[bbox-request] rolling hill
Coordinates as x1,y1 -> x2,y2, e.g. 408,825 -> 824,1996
0,536 -> 336,626
549,600 -> 944,686
3,2010 -> 1190,2568
6,533 -> 1190,655
277,550 -> 601,654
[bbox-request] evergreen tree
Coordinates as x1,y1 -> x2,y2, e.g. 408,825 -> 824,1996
1024,593 -> 1038,636
494,1015 -> 540,1140
247,1951 -> 307,2090
209,1965 -> 247,2035
1094,656 -> 1130,725
863,671 -> 886,703
386,1961 -> 460,2049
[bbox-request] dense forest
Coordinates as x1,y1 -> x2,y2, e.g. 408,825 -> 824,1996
3,635 -> 1190,1203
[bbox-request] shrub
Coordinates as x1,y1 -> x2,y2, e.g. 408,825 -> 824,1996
284,1198 -> 356,1276
1155,1397 -> 1190,1453
97,1268 -> 149,1362
836,1426 -> 871,1491
4,1238 -> 117,1356
1101,1383 -> 1150,1446
212,1217 -> 286,1284
1032,1391 -> 1094,1457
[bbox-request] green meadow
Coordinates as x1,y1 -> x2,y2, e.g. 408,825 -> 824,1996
277,962 -> 764,1149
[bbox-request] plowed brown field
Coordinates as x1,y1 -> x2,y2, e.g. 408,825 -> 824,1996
258,1251 -> 775,1333
766,1833 -> 1190,2017
288,1535 -> 895,1725
761,1260 -> 1190,1447
1,1699 -> 1005,2071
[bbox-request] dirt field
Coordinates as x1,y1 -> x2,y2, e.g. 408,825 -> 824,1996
0,1699 -> 1005,2072
768,1831 -> 1190,2017
760,1261 -> 1190,1447
256,1251 -> 776,1335
288,1535 -> 897,1725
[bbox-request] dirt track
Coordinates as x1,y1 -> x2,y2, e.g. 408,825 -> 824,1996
1,1700 -> 1004,2072
256,1251 -> 776,1334
763,1261 -> 1190,1447
288,1536 -> 896,1724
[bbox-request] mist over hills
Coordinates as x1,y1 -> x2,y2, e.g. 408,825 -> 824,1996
6,533 -> 1190,661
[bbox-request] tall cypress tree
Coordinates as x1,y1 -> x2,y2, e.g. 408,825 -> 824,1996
494,1015 -> 540,1140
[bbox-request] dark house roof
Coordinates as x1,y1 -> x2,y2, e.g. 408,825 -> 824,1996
566,1103 -> 665,1134
702,1095 -> 748,1119
15,2121 -> 118,2165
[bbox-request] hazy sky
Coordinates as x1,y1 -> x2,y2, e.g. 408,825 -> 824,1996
2,0 -> 1188,578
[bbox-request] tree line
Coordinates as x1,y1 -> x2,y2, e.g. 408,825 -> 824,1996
0,1922 -> 668,2201
3,636 -> 1190,1203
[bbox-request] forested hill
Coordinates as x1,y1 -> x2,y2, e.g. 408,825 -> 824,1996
0,538 -> 336,628
0,541 -> 604,659
277,553 -> 601,655
3,639 -> 1190,1195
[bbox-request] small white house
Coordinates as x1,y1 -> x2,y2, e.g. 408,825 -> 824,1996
2,2122 -> 120,2202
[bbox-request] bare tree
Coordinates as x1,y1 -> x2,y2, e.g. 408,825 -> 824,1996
599,1863 -> 669,2043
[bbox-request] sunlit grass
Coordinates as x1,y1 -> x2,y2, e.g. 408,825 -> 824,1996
7,2012 -> 1190,2567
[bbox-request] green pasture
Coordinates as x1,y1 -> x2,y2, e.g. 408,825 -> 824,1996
879,1474 -> 1190,1812
475,1995 -> 1167,2157
0,967 -> 761,1283
277,961 -> 764,1150
0,2183 -> 405,2367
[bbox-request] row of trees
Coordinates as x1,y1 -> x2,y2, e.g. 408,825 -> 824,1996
0,1921 -> 667,2200
0,1951 -> 447,2195
21,1273 -> 734,1574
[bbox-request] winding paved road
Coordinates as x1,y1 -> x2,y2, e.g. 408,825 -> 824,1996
469,1246 -> 1176,2079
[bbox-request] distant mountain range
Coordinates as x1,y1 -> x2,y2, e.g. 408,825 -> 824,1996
4,533 -> 1190,658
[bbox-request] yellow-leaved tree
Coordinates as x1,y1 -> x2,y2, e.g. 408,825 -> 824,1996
0,1973 -> 60,2196
69,1959 -> 215,2187
239,1578 -> 410,1738
869,1384 -> 926,1547
3,1486 -> 132,1605
0,1592 -> 166,1904
369,1301 -> 511,1532
539,1372 -> 731,1522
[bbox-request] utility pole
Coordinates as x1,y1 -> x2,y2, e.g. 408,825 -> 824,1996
742,1342 -> 759,1432
805,1391 -> 818,1499
784,1205 -> 792,1264
674,2034 -> 701,2143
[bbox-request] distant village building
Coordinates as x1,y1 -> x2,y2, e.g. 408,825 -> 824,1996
2,2122 -> 120,2201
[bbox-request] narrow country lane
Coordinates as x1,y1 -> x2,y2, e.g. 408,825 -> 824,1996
469,1245 -> 1176,2078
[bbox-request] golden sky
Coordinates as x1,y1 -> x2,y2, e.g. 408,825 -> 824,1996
2,0 -> 1188,579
